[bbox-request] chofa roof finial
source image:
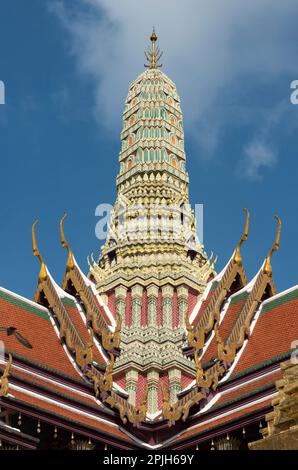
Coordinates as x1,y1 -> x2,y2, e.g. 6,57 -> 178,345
32,220 -> 47,282
263,215 -> 282,277
233,208 -> 250,266
60,213 -> 75,271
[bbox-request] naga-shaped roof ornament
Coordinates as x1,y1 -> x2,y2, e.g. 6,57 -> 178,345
60,213 -> 75,271
263,215 -> 282,277
233,208 -> 250,266
32,220 -> 48,282
145,28 -> 163,69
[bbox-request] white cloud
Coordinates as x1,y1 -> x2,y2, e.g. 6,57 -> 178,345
241,141 -> 277,181
49,0 -> 298,156
238,100 -> 288,180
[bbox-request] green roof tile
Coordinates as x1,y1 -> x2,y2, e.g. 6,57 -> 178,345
61,296 -> 77,309
229,290 -> 249,306
211,280 -> 218,291
0,289 -> 49,321
261,288 -> 298,316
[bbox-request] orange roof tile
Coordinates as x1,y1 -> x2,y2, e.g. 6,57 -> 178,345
0,288 -> 81,379
232,288 -> 298,376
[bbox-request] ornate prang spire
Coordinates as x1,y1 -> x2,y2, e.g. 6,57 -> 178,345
90,31 -> 215,415
145,28 -> 163,69
93,37 -> 212,289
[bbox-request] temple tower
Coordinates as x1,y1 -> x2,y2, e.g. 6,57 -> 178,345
89,31 -> 215,415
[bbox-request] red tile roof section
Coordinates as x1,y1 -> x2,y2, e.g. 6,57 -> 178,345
232,295 -> 298,376
0,295 -> 81,379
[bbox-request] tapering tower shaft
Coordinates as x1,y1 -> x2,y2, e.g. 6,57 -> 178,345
89,32 -> 215,414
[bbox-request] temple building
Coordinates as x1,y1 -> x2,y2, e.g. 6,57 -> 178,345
0,31 -> 298,450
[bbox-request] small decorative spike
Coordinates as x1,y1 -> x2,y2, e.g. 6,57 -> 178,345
88,437 -> 92,445
18,412 -> 22,427
242,427 -> 246,437
211,439 -> 215,450
37,419 -> 41,434
71,432 -> 75,445
226,433 -> 230,441
54,426 -> 58,439
104,443 -> 108,450
195,444 -> 199,450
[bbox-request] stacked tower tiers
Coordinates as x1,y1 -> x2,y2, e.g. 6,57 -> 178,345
89,67 -> 215,414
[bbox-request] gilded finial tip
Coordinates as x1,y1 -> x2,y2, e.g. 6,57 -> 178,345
150,27 -> 157,42
32,219 -> 40,257
32,218 -> 39,229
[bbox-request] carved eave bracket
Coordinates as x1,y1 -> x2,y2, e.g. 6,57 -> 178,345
161,382 -> 204,425
0,354 -> 12,397
86,353 -> 148,425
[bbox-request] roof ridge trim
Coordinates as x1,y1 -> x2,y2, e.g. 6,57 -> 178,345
0,287 -> 49,320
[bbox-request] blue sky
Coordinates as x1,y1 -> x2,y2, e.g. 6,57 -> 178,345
0,0 -> 298,299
